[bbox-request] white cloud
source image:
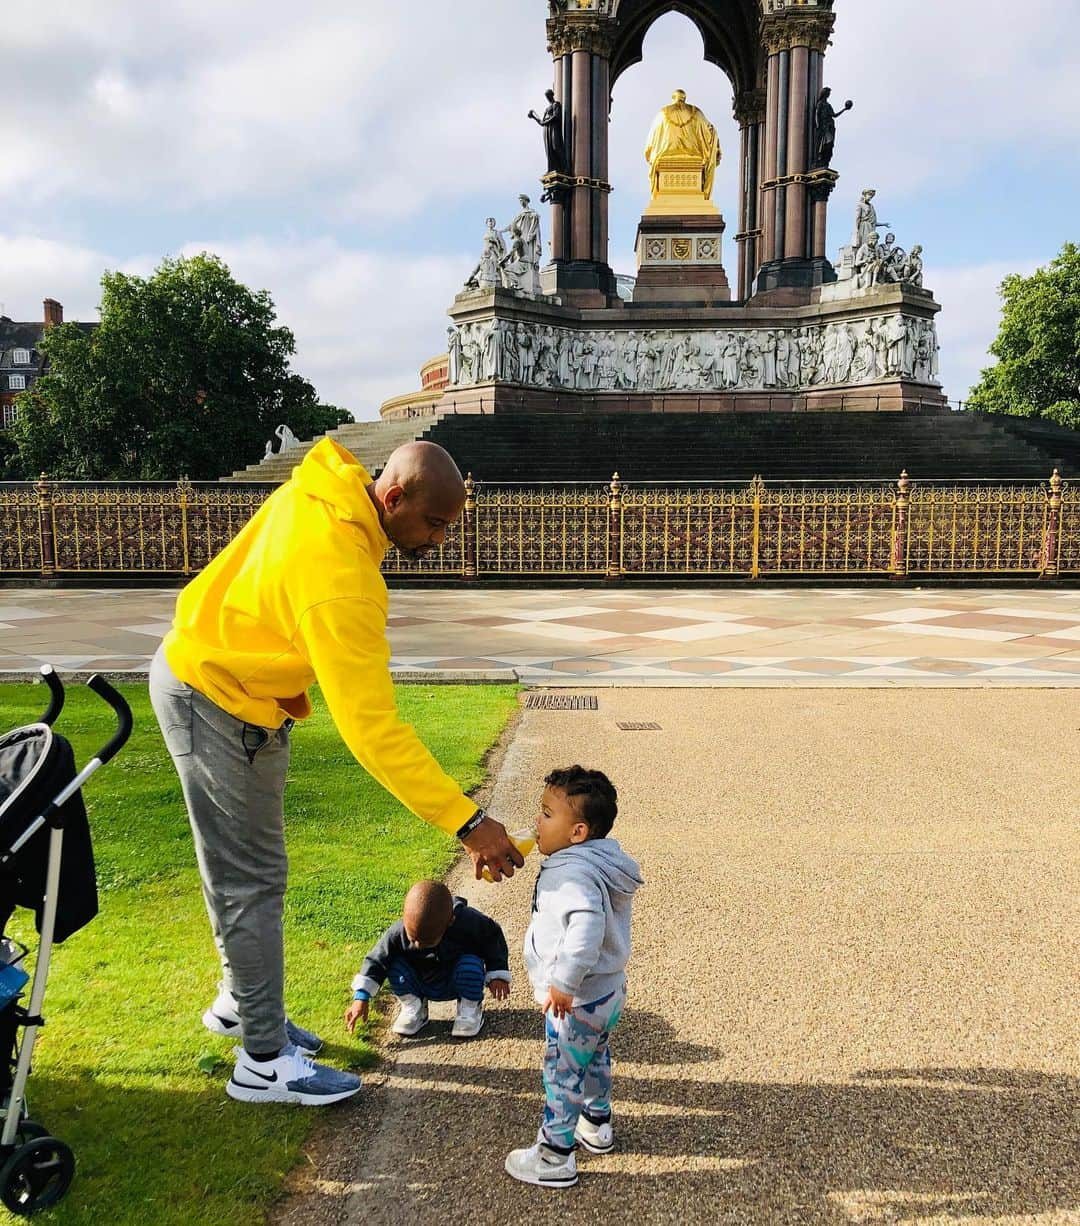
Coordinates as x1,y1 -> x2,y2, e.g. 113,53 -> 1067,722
927,260 -> 1039,403
1,1 -> 1074,419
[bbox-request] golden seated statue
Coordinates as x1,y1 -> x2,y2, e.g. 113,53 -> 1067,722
643,89 -> 721,218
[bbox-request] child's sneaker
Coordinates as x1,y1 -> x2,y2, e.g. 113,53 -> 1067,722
504,1142 -> 578,1188
574,1112 -> 614,1154
391,994 -> 428,1036
451,998 -> 484,1038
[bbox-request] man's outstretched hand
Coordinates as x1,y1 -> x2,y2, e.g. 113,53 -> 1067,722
463,816 -> 524,883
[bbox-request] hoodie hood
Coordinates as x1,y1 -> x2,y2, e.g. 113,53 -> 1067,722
525,836 -> 642,1006
292,438 -> 390,554
541,838 -> 643,896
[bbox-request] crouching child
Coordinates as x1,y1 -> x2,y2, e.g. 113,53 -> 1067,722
345,881 -> 510,1039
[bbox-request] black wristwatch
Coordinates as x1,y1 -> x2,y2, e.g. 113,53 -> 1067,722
455,807 -> 487,840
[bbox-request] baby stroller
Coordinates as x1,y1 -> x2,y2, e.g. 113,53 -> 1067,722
1,666 -> 132,1216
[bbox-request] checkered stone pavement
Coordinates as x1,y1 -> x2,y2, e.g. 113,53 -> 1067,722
2,587 -> 1080,686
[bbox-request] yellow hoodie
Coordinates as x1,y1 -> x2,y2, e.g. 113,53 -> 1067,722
163,438 -> 476,837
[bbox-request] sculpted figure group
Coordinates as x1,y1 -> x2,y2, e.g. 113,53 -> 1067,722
464,195 -> 543,298
848,189 -> 925,290
446,316 -> 940,393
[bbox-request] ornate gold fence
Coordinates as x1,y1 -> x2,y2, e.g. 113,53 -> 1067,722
1,471 -> 1075,581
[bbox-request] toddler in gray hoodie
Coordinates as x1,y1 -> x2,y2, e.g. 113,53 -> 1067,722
505,766 -> 643,1190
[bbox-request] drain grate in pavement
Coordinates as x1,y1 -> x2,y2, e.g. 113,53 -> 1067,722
525,694 -> 599,711
616,721 -> 662,731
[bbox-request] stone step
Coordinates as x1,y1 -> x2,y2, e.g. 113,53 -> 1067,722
224,415 -> 443,482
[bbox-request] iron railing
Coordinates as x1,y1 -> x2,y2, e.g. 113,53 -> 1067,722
0,471 -> 1073,581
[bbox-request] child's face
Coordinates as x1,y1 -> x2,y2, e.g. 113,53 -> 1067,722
402,916 -> 450,950
536,784 -> 590,855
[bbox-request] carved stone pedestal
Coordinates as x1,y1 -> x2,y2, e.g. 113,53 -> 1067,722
633,215 -> 731,306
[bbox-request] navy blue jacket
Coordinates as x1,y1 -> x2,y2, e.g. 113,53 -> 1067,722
351,896 -> 509,998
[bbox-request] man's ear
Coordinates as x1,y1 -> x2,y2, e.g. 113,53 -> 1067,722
383,483 -> 406,512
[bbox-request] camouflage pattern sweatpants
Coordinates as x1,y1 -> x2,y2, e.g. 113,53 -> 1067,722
540,981 -> 626,1150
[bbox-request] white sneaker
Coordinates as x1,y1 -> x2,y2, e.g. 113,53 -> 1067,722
391,994 -> 428,1037
451,998 -> 485,1038
226,1045 -> 361,1106
202,983 -> 323,1054
574,1113 -> 615,1154
504,1142 -> 578,1188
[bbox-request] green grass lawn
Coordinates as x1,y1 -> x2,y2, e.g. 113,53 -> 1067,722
1,681 -> 517,1225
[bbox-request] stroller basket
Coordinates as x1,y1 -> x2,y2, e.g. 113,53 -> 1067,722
1,667 -> 132,1216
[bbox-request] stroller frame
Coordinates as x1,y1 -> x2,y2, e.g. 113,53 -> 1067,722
1,666 -> 132,1215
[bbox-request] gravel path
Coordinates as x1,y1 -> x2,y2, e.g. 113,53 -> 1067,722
275,690 -> 1079,1225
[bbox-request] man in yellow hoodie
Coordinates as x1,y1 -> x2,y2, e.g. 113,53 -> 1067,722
149,438 -> 521,1106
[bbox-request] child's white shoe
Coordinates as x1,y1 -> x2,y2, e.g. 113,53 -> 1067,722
451,998 -> 485,1038
504,1142 -> 578,1188
574,1113 -> 614,1153
391,994 -> 428,1036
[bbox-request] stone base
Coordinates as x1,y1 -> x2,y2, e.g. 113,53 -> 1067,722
633,215 -> 730,306
540,260 -> 619,308
753,256 -> 837,298
436,380 -> 948,416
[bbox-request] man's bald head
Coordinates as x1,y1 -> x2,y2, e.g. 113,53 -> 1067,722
370,441 -> 466,560
403,880 -> 454,946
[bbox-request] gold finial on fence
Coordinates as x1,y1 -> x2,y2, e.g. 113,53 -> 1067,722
897,469 -> 910,496
606,473 -> 623,581
1049,468 -> 1062,496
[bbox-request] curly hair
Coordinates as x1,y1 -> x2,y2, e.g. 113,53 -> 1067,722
543,765 -> 618,839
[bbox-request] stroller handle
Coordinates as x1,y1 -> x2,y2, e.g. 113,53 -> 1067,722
38,664 -> 66,726
87,674 -> 134,764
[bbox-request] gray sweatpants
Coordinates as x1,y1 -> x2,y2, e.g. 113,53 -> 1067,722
149,646 -> 290,1053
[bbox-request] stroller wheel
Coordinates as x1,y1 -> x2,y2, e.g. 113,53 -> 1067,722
0,1135 -> 75,1216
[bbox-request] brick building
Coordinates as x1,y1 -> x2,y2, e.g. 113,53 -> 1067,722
0,299 -> 95,429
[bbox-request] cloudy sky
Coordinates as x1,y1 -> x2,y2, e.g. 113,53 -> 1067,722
1,0 -> 1076,418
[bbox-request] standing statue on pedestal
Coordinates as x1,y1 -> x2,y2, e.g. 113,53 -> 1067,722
529,89 -> 568,176
447,326 -> 462,384
853,189 -> 888,249
812,87 -> 853,169
644,89 -> 720,200
502,195 -> 542,269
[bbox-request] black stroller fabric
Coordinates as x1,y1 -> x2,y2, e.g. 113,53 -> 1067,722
0,727 -> 98,945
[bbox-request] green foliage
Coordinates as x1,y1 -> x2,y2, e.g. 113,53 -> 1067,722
0,681 -> 517,1226
9,254 -> 351,480
968,242 -> 1080,419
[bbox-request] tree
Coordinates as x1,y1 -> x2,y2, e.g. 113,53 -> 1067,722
968,243 -> 1080,427
9,254 -> 351,480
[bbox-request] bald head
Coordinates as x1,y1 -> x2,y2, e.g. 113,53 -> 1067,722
403,880 -> 454,946
379,441 -> 465,502
371,441 -> 466,560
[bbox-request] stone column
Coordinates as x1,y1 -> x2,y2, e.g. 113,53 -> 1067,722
784,43 -> 810,260
571,46 -> 592,262
755,5 -> 838,296
549,54 -> 570,264
593,52 -> 610,264
544,9 -> 616,304
761,52 -> 780,272
734,88 -> 766,300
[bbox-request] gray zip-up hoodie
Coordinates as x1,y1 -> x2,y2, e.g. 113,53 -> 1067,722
523,837 -> 644,1007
